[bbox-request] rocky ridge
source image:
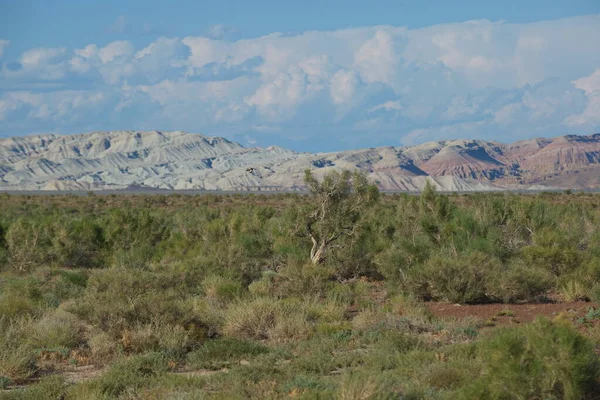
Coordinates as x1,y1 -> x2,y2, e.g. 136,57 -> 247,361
1,130 -> 599,191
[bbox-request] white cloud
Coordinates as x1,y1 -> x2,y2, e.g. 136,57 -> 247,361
330,69 -> 360,105
0,90 -> 109,125
572,68 -> 600,95
565,94 -> 600,127
98,41 -> 134,64
67,39 -> 187,86
245,67 -> 310,120
353,29 -> 404,87
131,38 -> 189,84
181,37 -> 229,69
1,15 -> 600,150
20,47 -> 66,68
1,47 -> 69,82
369,100 -> 403,113
565,69 -> 600,127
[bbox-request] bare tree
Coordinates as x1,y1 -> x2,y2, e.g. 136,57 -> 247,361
302,169 -> 379,264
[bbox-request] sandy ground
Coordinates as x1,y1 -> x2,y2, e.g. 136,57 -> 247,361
427,301 -> 598,326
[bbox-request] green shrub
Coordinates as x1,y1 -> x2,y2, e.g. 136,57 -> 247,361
51,218 -> 104,268
2,192 -> 600,397
0,290 -> 38,320
34,269 -> 87,308
27,309 -> 83,350
0,345 -> 37,383
122,322 -> 194,358
374,236 -> 432,283
0,375 -> 11,389
87,330 -> 119,363
0,274 -> 73,319
522,228 -> 582,277
489,260 -> 555,303
336,372 -> 381,399
273,262 -> 334,298
223,298 -> 279,340
248,272 -> 277,298
58,270 -> 88,287
85,352 -> 169,398
458,318 -> 600,400
406,252 -> 501,303
63,269 -> 199,338
0,375 -> 67,400
0,317 -> 37,382
103,208 -> 168,269
0,223 -> 7,269
5,218 -> 53,271
560,279 -> 590,302
201,274 -> 244,306
222,296 -> 334,341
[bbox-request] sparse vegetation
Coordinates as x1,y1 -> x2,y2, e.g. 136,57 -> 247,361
1,172 -> 600,398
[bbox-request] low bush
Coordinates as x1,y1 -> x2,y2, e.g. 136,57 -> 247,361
4,218 -> 53,272
26,309 -> 83,350
458,317 -> 600,399
489,260 -> 555,303
0,344 -> 37,383
87,330 -> 120,363
0,375 -> 67,400
77,352 -> 169,398
63,269 -> 197,337
273,262 -> 334,298
222,297 -> 279,340
522,228 -> 582,277
0,191 -> 600,397
201,274 -> 245,307
122,321 -> 194,359
222,296 -> 343,342
405,251 -> 501,303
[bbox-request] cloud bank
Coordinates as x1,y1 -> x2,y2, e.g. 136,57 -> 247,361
1,15 -> 599,150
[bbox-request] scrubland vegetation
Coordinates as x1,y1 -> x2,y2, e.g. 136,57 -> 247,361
1,171 -> 600,399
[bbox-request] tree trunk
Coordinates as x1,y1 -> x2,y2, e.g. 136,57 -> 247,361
310,241 -> 327,264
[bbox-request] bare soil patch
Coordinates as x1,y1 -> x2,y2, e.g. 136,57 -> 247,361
427,301 -> 598,326
171,368 -> 229,378
61,365 -> 106,384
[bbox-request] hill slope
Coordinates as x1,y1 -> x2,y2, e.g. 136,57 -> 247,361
1,131 -> 599,191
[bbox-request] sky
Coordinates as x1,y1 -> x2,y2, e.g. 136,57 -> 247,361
0,0 -> 599,152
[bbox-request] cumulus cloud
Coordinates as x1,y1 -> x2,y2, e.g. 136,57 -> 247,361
20,47 -> 67,69
353,29 -> 406,88
330,69 -> 360,105
565,69 -> 600,127
1,15 -> 600,150
0,47 -> 70,86
97,41 -> 134,64
572,68 -> 600,95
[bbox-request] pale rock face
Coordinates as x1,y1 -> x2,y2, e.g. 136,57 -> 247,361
1,130 -> 599,191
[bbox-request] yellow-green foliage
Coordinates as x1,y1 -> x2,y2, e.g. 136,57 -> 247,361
459,318 -> 600,400
0,191 -> 600,398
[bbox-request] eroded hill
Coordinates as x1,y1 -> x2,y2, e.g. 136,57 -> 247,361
1,130 -> 599,191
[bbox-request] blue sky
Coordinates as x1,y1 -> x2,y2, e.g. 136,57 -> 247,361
1,0 -> 599,151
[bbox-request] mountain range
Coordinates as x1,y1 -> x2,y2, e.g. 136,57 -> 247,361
1,131 -> 600,192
